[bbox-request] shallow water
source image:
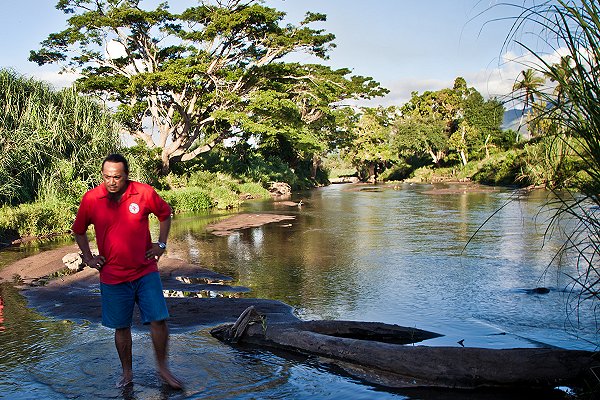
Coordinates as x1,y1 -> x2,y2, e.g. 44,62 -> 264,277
0,183 -> 596,399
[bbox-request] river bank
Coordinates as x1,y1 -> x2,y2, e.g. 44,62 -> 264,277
0,212 -> 304,331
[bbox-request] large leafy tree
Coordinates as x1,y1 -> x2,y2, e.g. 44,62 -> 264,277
395,77 -> 504,167
346,106 -> 396,182
392,115 -> 447,165
31,0 -> 384,174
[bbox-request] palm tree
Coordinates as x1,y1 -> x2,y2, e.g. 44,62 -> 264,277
545,56 -> 573,105
512,68 -> 545,141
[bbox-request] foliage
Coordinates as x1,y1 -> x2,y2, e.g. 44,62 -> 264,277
377,161 -> 412,181
512,69 -> 545,140
0,69 -> 120,206
0,199 -> 78,238
321,153 -> 356,179
471,150 -> 529,186
392,115 -> 447,165
237,182 -> 271,198
122,142 -> 163,188
344,106 -> 396,182
394,78 -> 505,169
158,188 -> 213,213
158,169 -> 271,212
406,167 -> 436,183
31,0 -> 386,175
181,145 -> 310,189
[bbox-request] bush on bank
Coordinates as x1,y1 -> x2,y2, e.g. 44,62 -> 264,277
0,171 -> 272,243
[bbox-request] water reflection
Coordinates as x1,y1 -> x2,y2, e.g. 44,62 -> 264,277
0,183 -> 596,399
167,183 -> 596,349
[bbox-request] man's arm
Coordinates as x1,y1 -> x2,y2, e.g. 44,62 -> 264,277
145,215 -> 171,260
74,232 -> 105,270
158,216 -> 171,245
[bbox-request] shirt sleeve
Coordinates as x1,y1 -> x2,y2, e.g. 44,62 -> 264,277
150,189 -> 172,221
71,192 -> 91,235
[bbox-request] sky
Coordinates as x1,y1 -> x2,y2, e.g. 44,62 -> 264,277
0,0 -> 550,108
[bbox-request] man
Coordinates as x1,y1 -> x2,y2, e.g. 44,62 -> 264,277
72,153 -> 182,389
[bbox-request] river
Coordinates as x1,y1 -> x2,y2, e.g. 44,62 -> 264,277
0,183 -> 596,399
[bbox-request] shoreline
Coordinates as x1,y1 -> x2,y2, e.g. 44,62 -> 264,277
0,213 -> 302,331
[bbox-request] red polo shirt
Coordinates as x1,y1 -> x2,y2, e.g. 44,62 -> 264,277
72,181 -> 172,284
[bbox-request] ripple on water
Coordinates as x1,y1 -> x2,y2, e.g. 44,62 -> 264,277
17,326 -> 398,399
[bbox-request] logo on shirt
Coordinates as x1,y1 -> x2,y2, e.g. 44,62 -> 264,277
129,202 -> 140,214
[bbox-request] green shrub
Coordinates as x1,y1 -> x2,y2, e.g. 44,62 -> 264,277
407,167 -> 435,183
209,186 -> 242,209
472,150 -> 527,186
379,162 -> 412,181
158,188 -> 213,213
186,170 -> 217,188
236,182 -> 271,198
0,199 -> 77,237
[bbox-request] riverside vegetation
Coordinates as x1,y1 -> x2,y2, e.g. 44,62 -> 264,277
1,1 -> 600,329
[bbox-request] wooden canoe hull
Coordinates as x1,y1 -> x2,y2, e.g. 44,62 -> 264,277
211,312 -> 598,390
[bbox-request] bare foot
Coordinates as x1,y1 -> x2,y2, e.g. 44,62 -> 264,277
116,375 -> 133,388
159,368 -> 183,390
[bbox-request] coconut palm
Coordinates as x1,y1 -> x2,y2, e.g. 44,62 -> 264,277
546,55 -> 573,105
512,68 -> 545,141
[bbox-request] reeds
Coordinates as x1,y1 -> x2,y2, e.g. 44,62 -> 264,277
502,0 -> 600,338
0,69 -> 121,205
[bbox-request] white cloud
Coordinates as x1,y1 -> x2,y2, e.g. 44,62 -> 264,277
366,48 -> 570,109
27,69 -> 79,89
106,39 -> 127,60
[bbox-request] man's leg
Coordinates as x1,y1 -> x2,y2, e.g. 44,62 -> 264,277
150,320 -> 182,389
115,327 -> 133,387
136,272 -> 182,390
101,281 -> 135,387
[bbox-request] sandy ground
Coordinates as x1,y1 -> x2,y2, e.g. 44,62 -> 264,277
0,213 -> 301,332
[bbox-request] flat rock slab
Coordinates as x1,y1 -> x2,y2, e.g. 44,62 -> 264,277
206,213 -> 295,236
0,243 -> 80,284
23,285 -> 298,332
5,252 -> 298,332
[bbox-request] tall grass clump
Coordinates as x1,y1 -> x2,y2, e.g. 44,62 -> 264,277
494,0 -> 600,345
158,188 -> 213,213
0,69 -> 121,206
0,70 -> 121,240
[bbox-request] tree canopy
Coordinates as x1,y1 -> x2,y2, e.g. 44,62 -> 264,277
31,0 -> 386,174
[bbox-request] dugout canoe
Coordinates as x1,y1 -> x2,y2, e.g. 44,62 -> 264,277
210,306 -> 599,390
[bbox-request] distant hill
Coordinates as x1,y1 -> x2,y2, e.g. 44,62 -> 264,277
503,108 -> 530,138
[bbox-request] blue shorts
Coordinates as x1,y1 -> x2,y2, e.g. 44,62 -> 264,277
100,272 -> 169,329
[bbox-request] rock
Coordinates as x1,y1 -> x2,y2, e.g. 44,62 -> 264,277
268,182 -> 292,197
62,249 -> 99,271
532,287 -> 550,294
329,176 -> 360,184
524,287 -> 551,294
62,253 -> 84,271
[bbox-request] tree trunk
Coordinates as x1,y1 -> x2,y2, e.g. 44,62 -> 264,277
366,163 -> 377,183
310,154 -> 322,180
460,150 -> 467,166
211,309 -> 598,390
428,150 -> 439,165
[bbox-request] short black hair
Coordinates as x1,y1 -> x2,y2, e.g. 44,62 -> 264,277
102,153 -> 129,174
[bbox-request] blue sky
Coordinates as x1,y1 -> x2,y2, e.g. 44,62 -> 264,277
0,0 -> 543,107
